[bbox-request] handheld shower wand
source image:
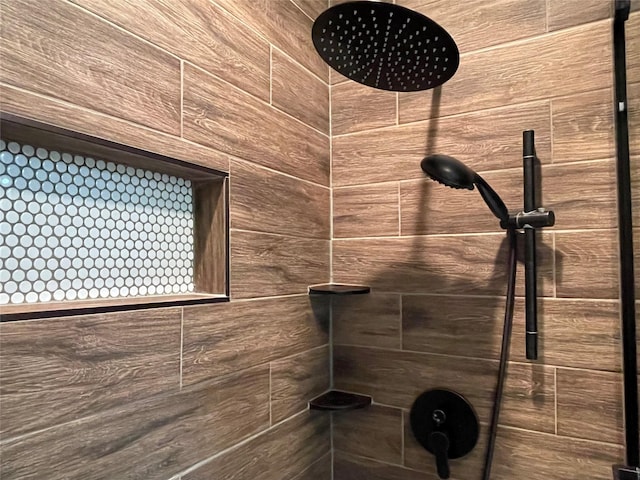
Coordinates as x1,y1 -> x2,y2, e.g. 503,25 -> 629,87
420,133 -> 555,360
420,132 -> 555,480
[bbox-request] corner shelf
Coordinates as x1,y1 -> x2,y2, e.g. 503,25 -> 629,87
308,284 -> 371,296
309,390 -> 372,411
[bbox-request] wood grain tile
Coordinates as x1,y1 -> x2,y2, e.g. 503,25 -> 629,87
557,368 -> 623,444
400,169 -> 523,236
631,14 -> 640,79
402,294 -> 504,359
272,48 -> 329,134
398,21 -> 612,123
333,234 -> 552,296
0,308 -> 180,439
0,84 -> 229,173
230,160 -> 330,239
330,68 -> 352,85
334,345 -> 498,419
551,88 -> 615,164
548,0 -> 612,31
292,452 -> 332,480
492,427 -> 623,479
501,363 -> 555,434
511,298 -> 621,371
333,404 -> 402,464
0,366 -> 270,480
397,0 -> 546,53
332,82 -> 397,135
404,411 -> 486,478
542,159 -> 617,230
0,0 -> 180,135
271,346 -> 330,424
182,296 -> 329,386
214,0 -> 328,80
231,230 -> 330,299
335,451 -> 440,480
291,0 -> 328,21
183,64 -> 329,186
555,230 -> 619,299
71,0 -> 270,101
630,83 -> 640,158
334,101 -> 551,186
333,183 -> 399,238
183,411 -> 330,480
333,293 -> 401,349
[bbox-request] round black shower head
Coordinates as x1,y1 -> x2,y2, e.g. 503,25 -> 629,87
420,154 -> 475,190
312,1 -> 459,92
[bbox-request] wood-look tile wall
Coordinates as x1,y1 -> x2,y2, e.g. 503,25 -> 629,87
331,3 -> 639,478
0,1 -> 331,479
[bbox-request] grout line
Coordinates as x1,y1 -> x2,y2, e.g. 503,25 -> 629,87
1,82 -> 221,161
290,0 -> 315,22
497,423 -> 624,448
334,156 -> 618,190
269,362 -> 273,426
179,307 -> 184,390
549,97 -> 555,162
274,344 -> 329,363
270,44 -> 331,87
184,61 -> 330,139
230,227 -> 331,242
329,74 -> 334,284
229,156 -> 330,190
269,45 -> 273,106
230,292 -> 308,303
358,291 -> 619,303
211,1 -> 330,86
457,16 -> 612,58
332,227 -> 618,241
335,343 -> 499,364
554,367 -> 558,435
174,409 -> 310,478
545,0 -> 550,32
397,182 -> 402,236
63,0 -> 181,60
552,232 -> 557,298
334,81 -> 622,136
337,343 -> 623,374
180,60 -> 184,138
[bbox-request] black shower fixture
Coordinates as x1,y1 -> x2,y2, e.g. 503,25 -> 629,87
420,154 -> 509,222
421,131 -> 555,360
312,1 -> 460,91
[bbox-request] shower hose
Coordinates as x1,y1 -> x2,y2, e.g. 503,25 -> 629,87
482,228 -> 518,479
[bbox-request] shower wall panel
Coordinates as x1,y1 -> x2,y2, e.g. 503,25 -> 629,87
331,2 -> 640,478
0,0 -> 332,479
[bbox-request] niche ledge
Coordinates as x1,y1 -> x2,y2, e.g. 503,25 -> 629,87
308,283 -> 370,295
309,390 -> 372,411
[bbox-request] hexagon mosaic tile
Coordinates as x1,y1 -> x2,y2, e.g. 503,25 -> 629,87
0,139 -> 195,305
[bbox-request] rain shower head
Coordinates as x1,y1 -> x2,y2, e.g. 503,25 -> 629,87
421,154 -> 509,222
312,1 -> 460,92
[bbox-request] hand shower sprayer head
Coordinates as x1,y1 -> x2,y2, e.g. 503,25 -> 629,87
420,154 -> 475,190
421,154 -> 509,223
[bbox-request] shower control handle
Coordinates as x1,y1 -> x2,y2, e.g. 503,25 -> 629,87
430,430 -> 451,479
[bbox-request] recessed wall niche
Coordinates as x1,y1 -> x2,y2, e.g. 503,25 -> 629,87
0,115 -> 229,320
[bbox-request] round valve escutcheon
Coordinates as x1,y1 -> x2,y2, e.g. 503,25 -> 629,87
410,389 -> 479,479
